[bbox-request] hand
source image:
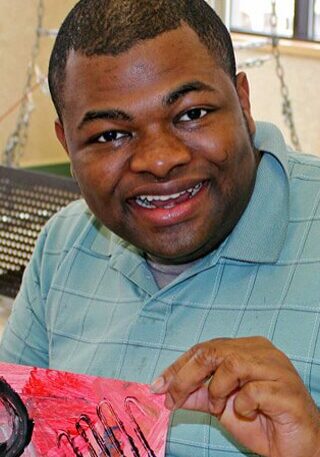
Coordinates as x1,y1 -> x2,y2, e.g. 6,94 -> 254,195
151,336 -> 320,457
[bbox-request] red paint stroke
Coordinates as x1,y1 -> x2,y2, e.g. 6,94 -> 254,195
0,362 -> 170,456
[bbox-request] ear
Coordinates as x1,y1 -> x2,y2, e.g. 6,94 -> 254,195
54,118 -> 69,154
236,72 -> 256,136
55,119 -> 77,180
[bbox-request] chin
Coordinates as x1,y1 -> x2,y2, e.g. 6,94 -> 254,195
145,244 -> 206,264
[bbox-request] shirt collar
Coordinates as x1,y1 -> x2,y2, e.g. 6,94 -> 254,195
90,225 -> 159,294
221,121 -> 289,263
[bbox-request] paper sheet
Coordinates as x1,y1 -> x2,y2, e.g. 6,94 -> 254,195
0,362 -> 170,456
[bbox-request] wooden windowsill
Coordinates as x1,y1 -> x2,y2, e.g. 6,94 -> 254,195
231,33 -> 320,59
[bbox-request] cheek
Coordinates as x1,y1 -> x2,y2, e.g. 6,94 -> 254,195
195,136 -> 228,163
72,153 -> 124,193
207,133 -> 255,198
187,121 -> 245,165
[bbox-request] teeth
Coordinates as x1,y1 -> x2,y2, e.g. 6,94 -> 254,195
188,182 -> 202,197
135,182 -> 204,208
141,190 -> 187,202
136,199 -> 156,209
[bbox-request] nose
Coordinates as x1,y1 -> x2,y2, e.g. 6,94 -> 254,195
130,130 -> 192,178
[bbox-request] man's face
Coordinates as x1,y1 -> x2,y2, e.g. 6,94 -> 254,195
56,25 -> 258,264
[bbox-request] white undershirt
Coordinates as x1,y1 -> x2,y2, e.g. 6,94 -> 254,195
146,257 -> 198,288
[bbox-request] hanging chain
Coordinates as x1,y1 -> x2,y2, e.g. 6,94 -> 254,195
2,0 -> 45,167
270,0 -> 301,151
238,55 -> 271,70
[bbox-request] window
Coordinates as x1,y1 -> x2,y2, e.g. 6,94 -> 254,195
315,0 -> 320,39
229,0 -> 320,42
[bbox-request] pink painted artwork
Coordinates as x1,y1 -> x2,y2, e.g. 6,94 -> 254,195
0,362 -> 170,457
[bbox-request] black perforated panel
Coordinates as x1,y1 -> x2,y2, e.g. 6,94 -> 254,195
0,166 -> 81,298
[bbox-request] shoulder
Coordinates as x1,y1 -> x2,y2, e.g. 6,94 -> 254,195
38,197 -> 118,263
286,151 -> 320,220
31,199 -> 97,276
288,151 -> 320,181
43,198 -> 94,250
23,198 -> 121,302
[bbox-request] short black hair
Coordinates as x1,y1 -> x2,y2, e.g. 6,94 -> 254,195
48,0 -> 236,120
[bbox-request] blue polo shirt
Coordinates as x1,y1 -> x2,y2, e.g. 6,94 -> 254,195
1,122 -> 320,456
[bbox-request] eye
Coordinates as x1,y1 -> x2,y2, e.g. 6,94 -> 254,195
94,130 -> 129,143
178,108 -> 210,123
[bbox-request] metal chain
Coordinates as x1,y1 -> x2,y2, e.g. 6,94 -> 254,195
238,55 -> 271,70
270,0 -> 301,151
2,0 -> 45,166
233,38 -> 270,51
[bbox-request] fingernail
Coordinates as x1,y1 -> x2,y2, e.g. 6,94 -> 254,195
150,376 -> 165,393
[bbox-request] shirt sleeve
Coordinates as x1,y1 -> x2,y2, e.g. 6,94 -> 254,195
0,228 -> 49,368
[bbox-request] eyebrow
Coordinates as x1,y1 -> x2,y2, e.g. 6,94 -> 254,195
77,80 -> 215,130
163,80 -> 216,106
78,109 -> 133,130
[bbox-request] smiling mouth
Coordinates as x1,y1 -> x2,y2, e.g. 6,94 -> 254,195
134,181 -> 205,209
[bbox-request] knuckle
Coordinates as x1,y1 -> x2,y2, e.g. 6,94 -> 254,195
190,343 -> 217,370
243,381 -> 260,400
166,363 -> 180,378
251,335 -> 272,347
165,364 -> 185,392
222,353 -> 243,375
189,342 -> 204,356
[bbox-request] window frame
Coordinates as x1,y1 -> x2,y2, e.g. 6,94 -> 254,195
229,0 -> 319,43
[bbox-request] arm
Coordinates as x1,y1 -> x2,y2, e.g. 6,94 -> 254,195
0,229 -> 49,368
151,336 -> 320,457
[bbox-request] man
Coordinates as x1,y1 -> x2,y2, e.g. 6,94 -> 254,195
1,0 -> 320,455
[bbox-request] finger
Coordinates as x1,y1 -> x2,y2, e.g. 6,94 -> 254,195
151,337 -> 260,395
232,379 -> 302,421
171,385 -> 211,413
208,352 -> 284,416
151,338 -> 233,396
161,343 -> 224,410
150,349 -> 196,394
176,385 -> 229,416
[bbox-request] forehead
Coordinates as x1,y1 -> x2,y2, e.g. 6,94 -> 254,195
62,25 -> 231,117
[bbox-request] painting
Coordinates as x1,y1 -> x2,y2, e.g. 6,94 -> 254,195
0,362 -> 170,457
